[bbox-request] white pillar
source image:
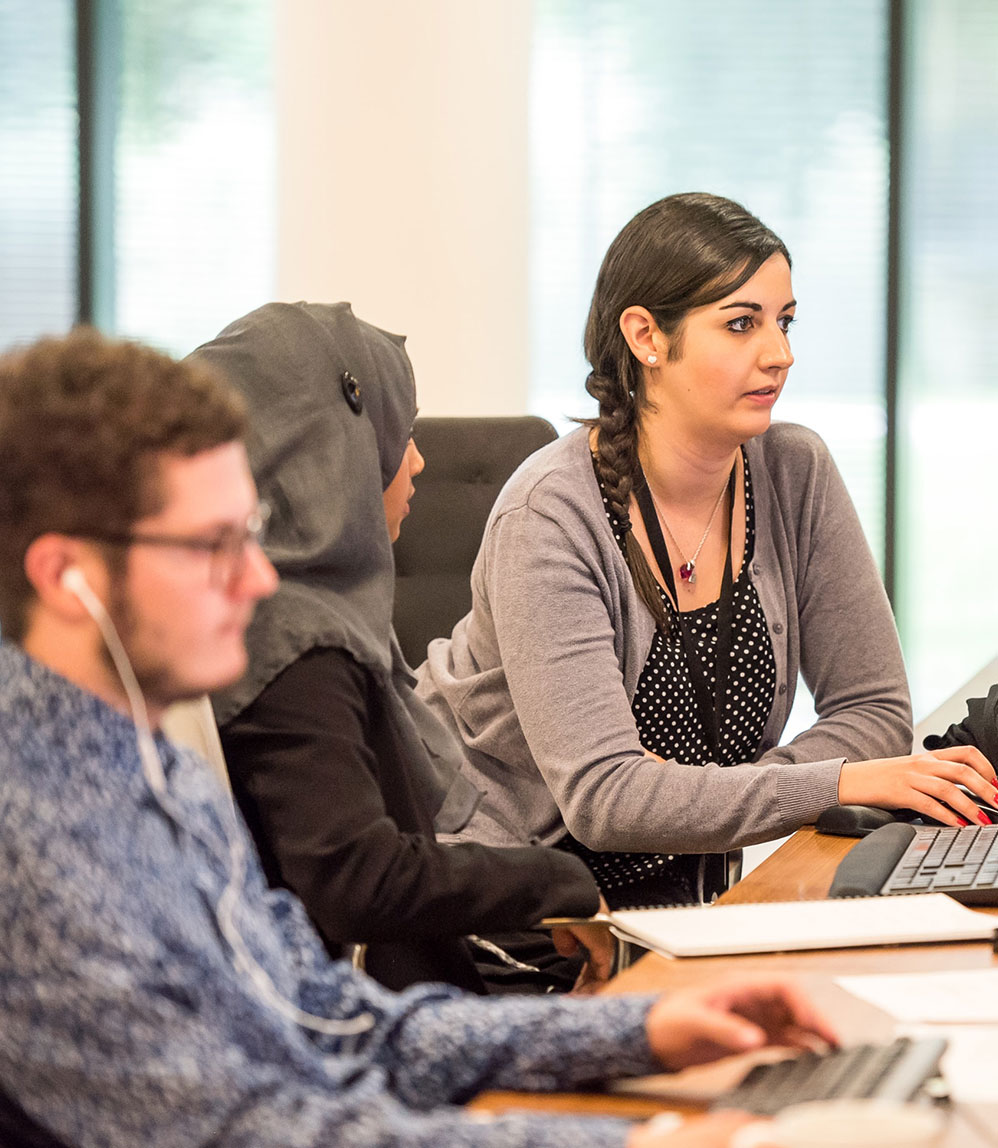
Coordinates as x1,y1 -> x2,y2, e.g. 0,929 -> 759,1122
275,0 -> 532,415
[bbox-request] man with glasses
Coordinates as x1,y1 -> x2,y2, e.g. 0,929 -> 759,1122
0,328 -> 835,1148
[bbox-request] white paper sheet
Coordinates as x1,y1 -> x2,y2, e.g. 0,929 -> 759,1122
837,967 -> 998,1024
898,1023 -> 998,1103
609,894 -> 996,957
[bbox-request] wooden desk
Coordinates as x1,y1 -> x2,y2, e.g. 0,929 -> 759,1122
612,829 -> 998,991
474,827 -> 998,1144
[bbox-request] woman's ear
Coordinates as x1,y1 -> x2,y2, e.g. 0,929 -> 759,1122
619,306 -> 668,366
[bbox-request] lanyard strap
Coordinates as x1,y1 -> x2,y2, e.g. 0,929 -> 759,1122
633,464 -> 736,762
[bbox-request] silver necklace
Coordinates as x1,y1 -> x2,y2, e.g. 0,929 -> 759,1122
648,479 -> 729,591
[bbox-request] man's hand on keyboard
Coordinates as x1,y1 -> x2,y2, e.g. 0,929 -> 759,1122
838,744 -> 997,828
645,974 -> 839,1072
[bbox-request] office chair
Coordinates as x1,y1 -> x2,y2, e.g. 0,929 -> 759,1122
390,416 -> 628,971
393,414 -> 558,667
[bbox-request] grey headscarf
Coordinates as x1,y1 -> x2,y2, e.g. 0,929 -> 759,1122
191,301 -> 480,832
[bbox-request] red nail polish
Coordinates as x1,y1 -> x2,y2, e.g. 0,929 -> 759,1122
978,811 -> 993,826
957,817 -> 971,827
992,778 -> 998,790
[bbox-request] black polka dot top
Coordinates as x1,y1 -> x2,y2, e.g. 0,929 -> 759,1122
556,449 -> 777,909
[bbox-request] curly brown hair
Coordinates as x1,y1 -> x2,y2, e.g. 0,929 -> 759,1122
583,192 -> 791,632
0,327 -> 247,641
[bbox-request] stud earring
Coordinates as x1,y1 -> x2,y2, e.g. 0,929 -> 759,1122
647,354 -> 658,365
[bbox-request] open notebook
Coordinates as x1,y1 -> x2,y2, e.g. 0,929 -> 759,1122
549,893 -> 997,958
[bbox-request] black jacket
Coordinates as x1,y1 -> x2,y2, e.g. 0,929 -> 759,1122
923,683 -> 998,765
220,646 -> 600,994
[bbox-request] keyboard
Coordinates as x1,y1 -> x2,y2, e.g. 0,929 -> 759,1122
829,820 -> 998,904
710,1036 -> 948,1116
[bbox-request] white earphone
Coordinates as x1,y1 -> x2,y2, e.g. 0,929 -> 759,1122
62,564 -> 167,796
60,564 -> 89,596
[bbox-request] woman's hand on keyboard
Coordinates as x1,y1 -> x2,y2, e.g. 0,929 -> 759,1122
838,745 -> 998,827
645,974 -> 838,1072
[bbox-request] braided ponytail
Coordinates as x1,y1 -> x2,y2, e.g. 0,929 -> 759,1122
585,365 -> 670,633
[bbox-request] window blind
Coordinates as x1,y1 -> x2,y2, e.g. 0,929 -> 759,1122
0,0 -> 77,351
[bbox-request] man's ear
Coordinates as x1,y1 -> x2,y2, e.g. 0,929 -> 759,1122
619,306 -> 669,366
23,534 -> 103,622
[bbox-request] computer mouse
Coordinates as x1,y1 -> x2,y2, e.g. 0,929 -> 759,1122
894,787 -> 997,827
815,804 -> 898,837
955,785 -> 998,818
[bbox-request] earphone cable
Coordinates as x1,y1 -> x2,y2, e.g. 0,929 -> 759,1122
66,569 -> 373,1037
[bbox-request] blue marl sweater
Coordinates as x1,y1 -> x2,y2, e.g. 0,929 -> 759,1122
0,644 -> 658,1148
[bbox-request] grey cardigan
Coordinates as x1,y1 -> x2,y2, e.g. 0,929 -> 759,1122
416,423 -> 912,853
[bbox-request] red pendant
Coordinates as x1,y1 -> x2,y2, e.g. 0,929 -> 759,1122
679,561 -> 696,584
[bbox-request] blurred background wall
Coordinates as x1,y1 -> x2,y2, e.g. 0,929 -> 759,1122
1,0 -> 995,715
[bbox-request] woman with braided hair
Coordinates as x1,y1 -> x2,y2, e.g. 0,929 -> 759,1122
416,193 -> 996,909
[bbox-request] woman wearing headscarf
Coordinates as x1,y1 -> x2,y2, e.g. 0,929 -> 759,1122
191,302 -> 607,995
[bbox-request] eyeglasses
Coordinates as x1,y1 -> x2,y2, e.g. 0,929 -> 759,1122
74,503 -> 270,589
